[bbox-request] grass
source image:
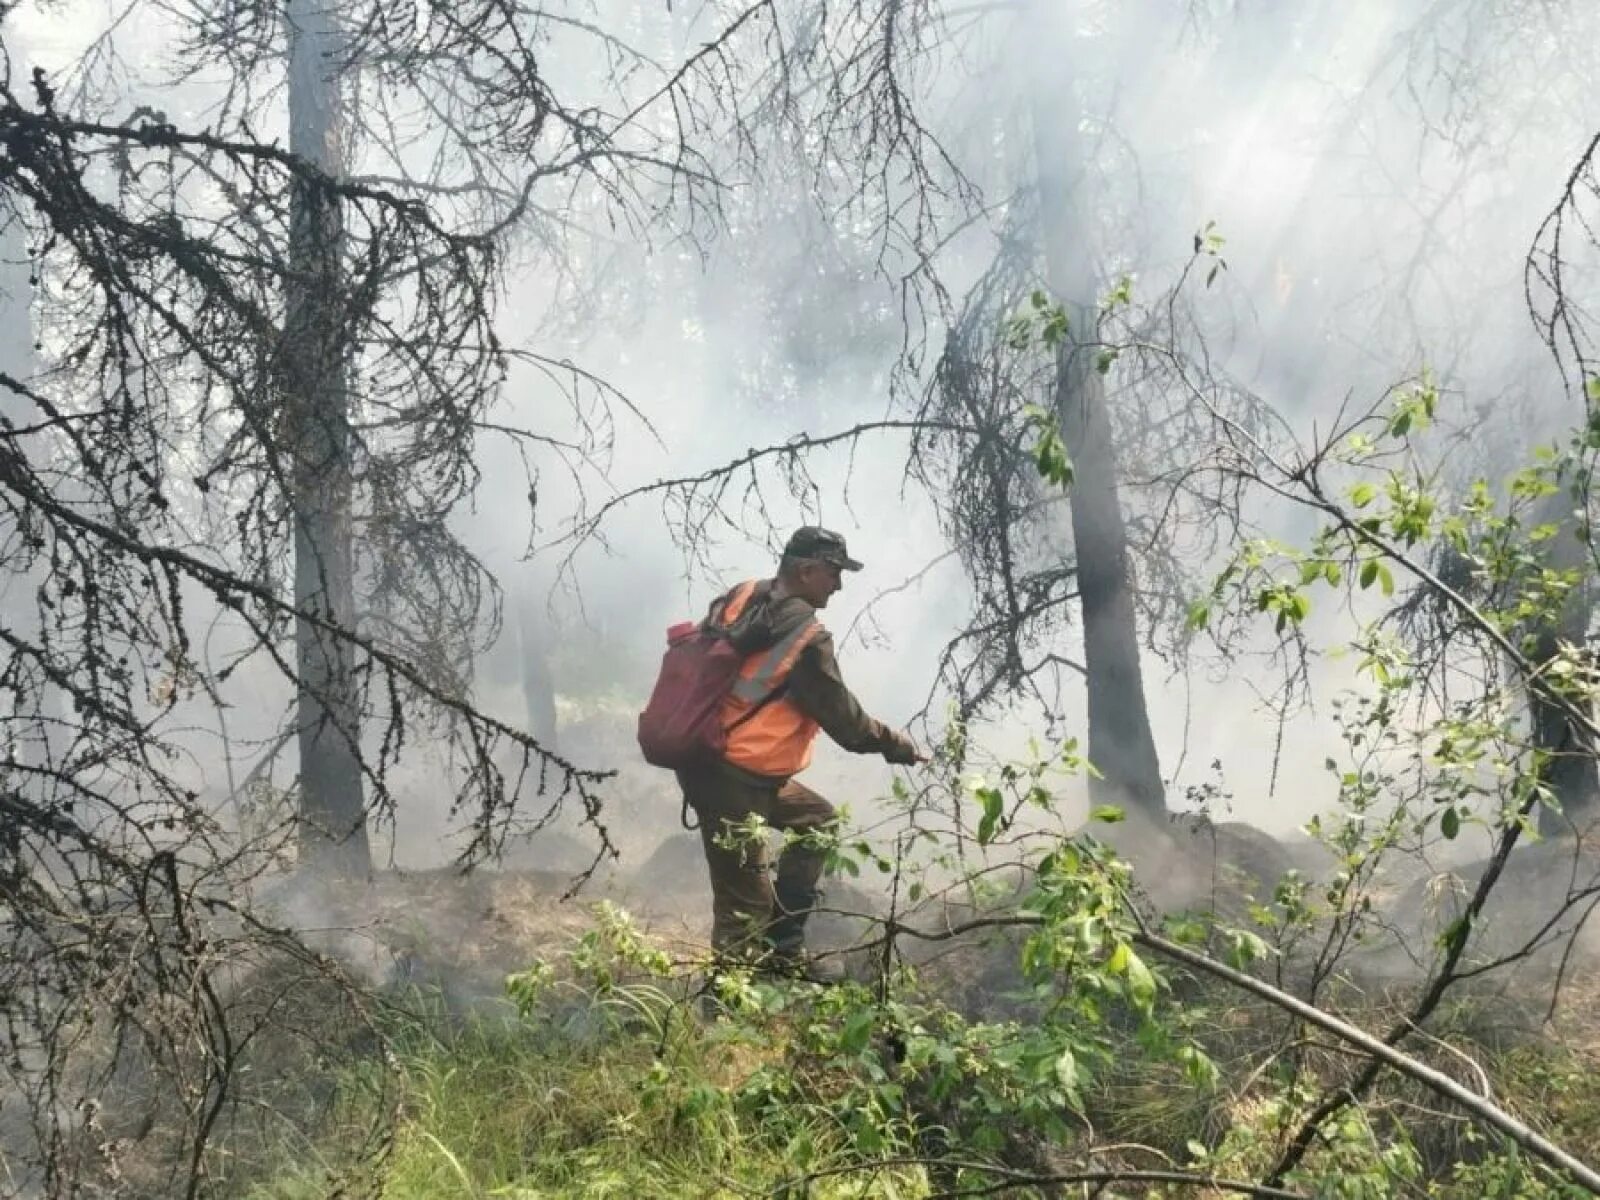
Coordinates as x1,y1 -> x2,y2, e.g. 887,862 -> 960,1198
232,917 -> 1600,1200
243,988 -> 932,1200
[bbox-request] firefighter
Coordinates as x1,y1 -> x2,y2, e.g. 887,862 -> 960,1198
677,526 -> 924,983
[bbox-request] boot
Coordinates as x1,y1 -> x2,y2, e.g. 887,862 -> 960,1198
765,883 -> 845,984
761,944 -> 847,985
769,875 -> 821,948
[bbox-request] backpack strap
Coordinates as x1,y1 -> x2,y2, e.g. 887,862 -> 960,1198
711,579 -> 759,630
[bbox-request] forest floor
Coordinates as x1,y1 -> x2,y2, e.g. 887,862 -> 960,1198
208,811 -> 1600,1198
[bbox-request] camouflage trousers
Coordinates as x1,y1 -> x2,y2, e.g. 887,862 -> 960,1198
676,762 -> 837,962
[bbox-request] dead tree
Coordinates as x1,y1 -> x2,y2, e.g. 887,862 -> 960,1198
283,0 -> 368,875
1525,127 -> 1600,840
1028,9 -> 1165,819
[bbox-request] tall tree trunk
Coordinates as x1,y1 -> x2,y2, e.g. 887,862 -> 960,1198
286,0 -> 369,876
0,213 -> 30,397
0,206 -> 38,884
1028,23 -> 1167,820
1528,491 -> 1600,839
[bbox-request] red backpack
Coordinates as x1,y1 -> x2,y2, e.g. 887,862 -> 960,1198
637,582 -> 760,770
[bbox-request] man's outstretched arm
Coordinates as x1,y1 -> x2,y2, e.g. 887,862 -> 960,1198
788,632 -> 922,763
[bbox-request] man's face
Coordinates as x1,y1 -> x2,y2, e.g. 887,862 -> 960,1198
797,559 -> 844,607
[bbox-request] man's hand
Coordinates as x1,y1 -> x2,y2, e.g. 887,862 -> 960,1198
882,729 -> 926,765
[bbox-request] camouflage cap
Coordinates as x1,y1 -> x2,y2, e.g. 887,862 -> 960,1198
783,526 -> 864,571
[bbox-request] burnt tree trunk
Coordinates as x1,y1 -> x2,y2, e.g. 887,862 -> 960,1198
1049,306 -> 1167,819
286,0 -> 369,876
0,206 -> 39,882
0,212 -> 72,776
0,213 -> 30,395
1028,27 -> 1166,820
1528,490 -> 1600,839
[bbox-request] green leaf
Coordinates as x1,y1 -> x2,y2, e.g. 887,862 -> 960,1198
1032,426 -> 1075,489
1166,916 -> 1209,945
1359,560 -> 1379,590
1350,482 -> 1376,508
1438,915 -> 1472,956
1125,950 -> 1156,1013
976,786 -> 1005,846
1224,929 -> 1271,969
1179,1044 -> 1219,1089
1089,804 -> 1125,824
1054,1048 -> 1079,1090
1441,807 -> 1461,840
1107,942 -> 1131,974
839,1008 -> 874,1055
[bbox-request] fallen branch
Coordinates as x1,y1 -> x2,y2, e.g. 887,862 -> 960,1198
761,1154 -> 1309,1200
1134,928 -> 1600,1193
867,911 -> 1600,1192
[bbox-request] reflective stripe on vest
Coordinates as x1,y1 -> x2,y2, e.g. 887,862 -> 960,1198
717,580 -> 825,777
730,617 -> 818,702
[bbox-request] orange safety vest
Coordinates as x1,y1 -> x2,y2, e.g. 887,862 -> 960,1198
717,580 -> 823,778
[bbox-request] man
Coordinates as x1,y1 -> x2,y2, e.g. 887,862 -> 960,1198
678,526 -> 923,982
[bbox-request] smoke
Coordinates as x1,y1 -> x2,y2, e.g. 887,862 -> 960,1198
5,0 -> 1597,859
504,1 -> 1595,842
